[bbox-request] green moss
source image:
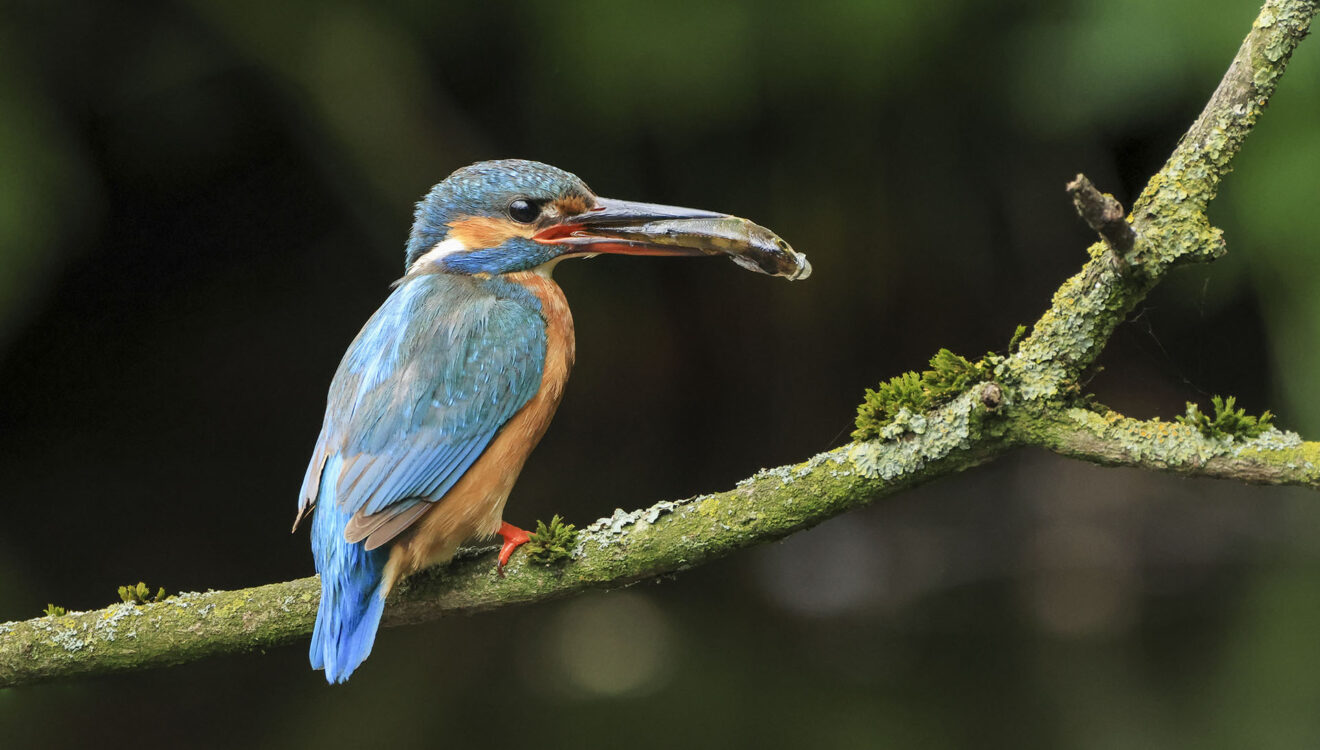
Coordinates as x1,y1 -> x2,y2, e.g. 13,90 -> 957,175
42,604 -> 66,617
1176,395 -> 1275,441
1008,324 -> 1029,354
926,349 -> 995,395
525,515 -> 579,564
118,582 -> 169,606
853,348 -> 1001,440
853,371 -> 923,440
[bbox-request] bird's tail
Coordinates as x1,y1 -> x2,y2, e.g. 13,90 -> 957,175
309,456 -> 390,684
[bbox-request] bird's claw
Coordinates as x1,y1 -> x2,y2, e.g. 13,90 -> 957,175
495,522 -> 532,577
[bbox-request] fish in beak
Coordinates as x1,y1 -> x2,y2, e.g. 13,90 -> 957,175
535,198 -> 812,281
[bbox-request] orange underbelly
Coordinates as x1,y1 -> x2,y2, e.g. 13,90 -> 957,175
384,271 -> 575,587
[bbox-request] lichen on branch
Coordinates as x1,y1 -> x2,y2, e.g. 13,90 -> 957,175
1,0 -> 1317,692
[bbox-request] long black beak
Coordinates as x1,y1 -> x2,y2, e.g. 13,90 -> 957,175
534,197 -> 811,280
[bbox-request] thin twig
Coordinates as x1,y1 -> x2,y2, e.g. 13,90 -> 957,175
1066,173 -> 1135,268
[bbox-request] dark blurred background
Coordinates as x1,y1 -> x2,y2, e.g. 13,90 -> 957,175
3,0 -> 1320,747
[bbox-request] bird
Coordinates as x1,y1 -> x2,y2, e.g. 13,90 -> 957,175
293,159 -> 809,683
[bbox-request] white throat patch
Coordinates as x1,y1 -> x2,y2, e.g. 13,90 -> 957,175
415,237 -> 467,268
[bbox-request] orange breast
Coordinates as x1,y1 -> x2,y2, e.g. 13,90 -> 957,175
383,271 -> 575,589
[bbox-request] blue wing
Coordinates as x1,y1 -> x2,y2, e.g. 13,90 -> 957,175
296,273 -> 546,549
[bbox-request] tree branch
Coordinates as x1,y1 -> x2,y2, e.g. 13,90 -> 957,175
0,438 -> 985,689
2,0 -> 1316,690
1013,406 -> 1320,489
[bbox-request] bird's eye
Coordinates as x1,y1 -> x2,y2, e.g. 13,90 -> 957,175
508,199 -> 540,224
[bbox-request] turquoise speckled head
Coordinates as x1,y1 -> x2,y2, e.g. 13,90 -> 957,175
405,160 -> 594,273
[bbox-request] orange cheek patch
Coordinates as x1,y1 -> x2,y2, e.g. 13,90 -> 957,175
445,217 -> 535,249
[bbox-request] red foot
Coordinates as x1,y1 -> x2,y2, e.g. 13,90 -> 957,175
496,522 -> 532,577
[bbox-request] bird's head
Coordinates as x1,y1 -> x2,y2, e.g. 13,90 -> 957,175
404,159 -> 810,280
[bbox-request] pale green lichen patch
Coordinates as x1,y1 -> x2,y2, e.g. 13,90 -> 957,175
1235,428 -> 1304,454
644,502 -> 679,523
584,507 -> 648,538
1072,408 -> 1223,465
1256,0 -> 1314,65
849,391 -> 980,480
735,454 -> 849,488
737,466 -> 798,487
1133,2 -> 1313,227
29,617 -> 89,653
92,603 -> 144,643
1228,429 -> 1320,481
578,498 -> 691,553
48,626 -> 87,653
167,592 -> 202,609
795,448 -> 849,478
1058,406 -> 1314,475
1006,260 -> 1133,402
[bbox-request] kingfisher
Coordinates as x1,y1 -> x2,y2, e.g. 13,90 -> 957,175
293,159 -> 809,683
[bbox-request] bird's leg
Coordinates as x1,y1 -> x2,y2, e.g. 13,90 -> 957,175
495,522 -> 531,577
